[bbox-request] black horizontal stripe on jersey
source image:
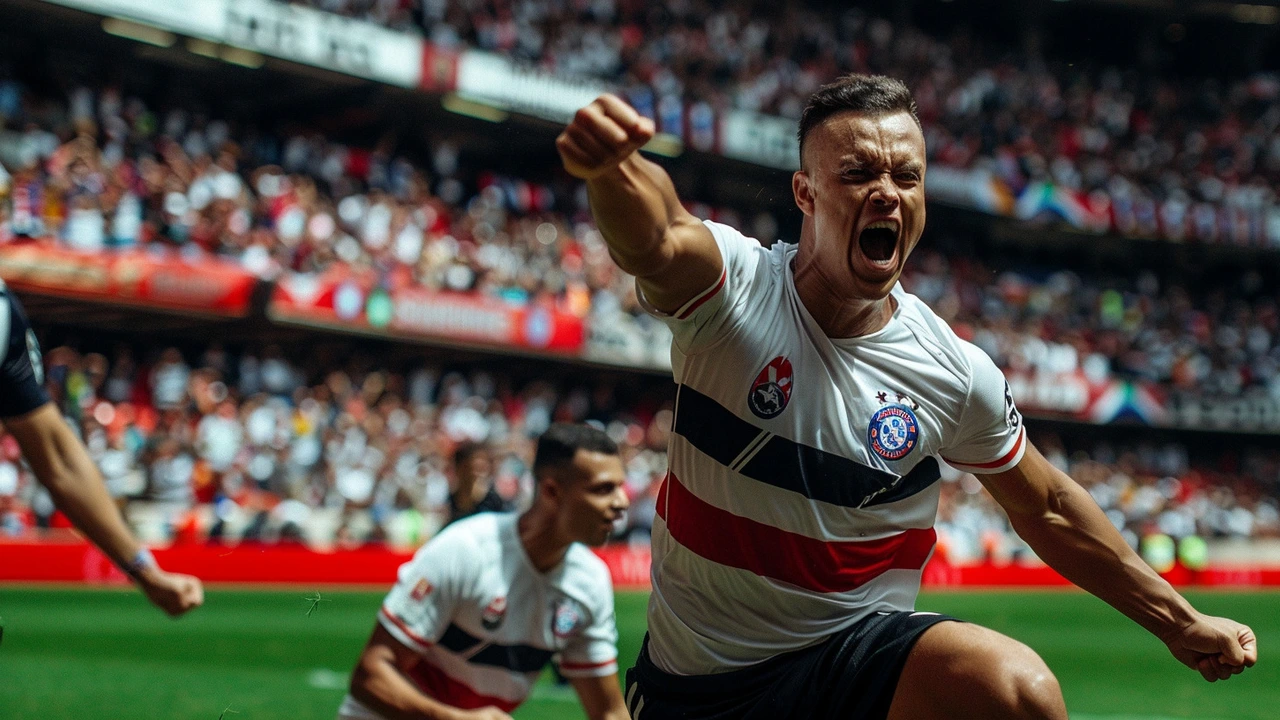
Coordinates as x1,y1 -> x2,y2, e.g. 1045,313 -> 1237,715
437,624 -> 554,673
673,384 -> 940,508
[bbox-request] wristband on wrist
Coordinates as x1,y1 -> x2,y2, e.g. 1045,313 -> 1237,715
122,548 -> 157,581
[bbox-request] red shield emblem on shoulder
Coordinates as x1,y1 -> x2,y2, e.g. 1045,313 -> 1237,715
409,578 -> 434,602
481,596 -> 507,630
748,356 -> 793,419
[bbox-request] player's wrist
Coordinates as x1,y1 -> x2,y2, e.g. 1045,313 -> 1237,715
119,547 -> 160,584
1147,594 -> 1201,643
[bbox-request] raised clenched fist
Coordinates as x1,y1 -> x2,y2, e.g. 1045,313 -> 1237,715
556,94 -> 656,180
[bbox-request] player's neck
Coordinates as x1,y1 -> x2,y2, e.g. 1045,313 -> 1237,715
792,253 -> 895,338
516,510 -> 571,573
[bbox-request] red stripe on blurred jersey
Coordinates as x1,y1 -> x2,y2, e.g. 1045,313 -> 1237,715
406,658 -> 521,713
656,473 -> 936,593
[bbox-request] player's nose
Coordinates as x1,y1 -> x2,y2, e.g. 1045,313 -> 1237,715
868,174 -> 900,207
611,486 -> 630,511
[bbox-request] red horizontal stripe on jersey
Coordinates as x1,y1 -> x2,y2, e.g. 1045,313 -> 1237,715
656,473 -> 936,593
942,427 -> 1025,470
676,270 -> 727,320
380,606 -> 434,649
406,657 -> 521,713
560,658 -> 617,671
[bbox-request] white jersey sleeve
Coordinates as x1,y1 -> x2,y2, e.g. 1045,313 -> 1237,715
377,527 -> 470,653
637,220 -> 765,355
557,588 -> 619,678
940,343 -> 1027,474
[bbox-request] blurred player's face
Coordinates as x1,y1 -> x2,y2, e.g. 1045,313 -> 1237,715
552,450 -> 629,547
457,451 -> 492,487
792,110 -> 926,300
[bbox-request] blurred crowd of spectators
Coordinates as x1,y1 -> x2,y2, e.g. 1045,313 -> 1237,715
0,80 -> 630,301
937,435 -> 1280,563
903,250 -> 1280,400
0,341 -> 672,547
294,0 -> 1280,245
0,77 -> 683,361
0,340 -> 1275,552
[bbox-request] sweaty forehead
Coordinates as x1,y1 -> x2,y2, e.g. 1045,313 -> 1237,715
803,111 -> 925,169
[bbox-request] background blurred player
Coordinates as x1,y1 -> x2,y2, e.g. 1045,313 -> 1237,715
338,423 -> 631,720
557,77 -> 1258,719
0,280 -> 203,617
448,441 -> 510,525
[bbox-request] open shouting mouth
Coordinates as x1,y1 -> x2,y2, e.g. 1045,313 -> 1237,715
854,219 -> 901,281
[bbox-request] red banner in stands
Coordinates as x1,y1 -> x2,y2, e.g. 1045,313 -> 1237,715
269,270 -> 585,354
3,541 -> 1279,589
0,243 -> 257,316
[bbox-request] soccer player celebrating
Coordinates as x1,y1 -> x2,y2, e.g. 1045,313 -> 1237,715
0,281 -> 203,616
338,423 -> 631,720
556,76 -> 1258,719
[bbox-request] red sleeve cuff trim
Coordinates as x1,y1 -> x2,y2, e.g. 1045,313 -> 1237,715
560,658 -> 618,671
379,606 -> 434,650
942,426 -> 1026,470
675,270 -> 727,320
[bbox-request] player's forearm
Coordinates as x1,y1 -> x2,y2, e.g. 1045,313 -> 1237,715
351,656 -> 464,720
1007,479 -> 1197,640
11,406 -> 143,569
586,154 -> 689,277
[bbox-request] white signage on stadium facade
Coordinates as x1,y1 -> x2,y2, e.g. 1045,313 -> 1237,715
718,110 -> 800,170
40,0 -> 423,88
454,50 -> 611,124
1166,394 -> 1280,433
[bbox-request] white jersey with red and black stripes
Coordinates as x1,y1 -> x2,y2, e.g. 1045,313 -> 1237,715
639,221 -> 1026,675
336,513 -> 619,719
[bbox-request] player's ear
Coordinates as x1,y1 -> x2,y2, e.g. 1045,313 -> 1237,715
540,473 -> 562,504
793,170 -> 815,216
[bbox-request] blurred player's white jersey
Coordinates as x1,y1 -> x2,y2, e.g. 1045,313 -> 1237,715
336,513 -> 618,719
640,221 -> 1027,675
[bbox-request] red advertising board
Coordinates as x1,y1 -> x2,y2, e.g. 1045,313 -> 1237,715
3,541 -> 1278,590
269,270 -> 585,354
0,243 -> 257,316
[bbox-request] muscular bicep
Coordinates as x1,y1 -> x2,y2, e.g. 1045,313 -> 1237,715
358,623 -> 423,676
632,211 -> 723,315
3,402 -> 75,481
975,442 -> 1071,519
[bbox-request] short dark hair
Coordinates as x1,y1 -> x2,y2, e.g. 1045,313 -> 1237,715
533,423 -> 619,480
797,74 -> 920,166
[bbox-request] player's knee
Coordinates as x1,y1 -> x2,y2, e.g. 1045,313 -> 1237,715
995,646 -> 1066,720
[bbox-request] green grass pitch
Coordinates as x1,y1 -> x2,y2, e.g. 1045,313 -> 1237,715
0,587 -> 1276,719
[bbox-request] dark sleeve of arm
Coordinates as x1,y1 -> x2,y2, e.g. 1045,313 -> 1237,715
0,290 -> 51,419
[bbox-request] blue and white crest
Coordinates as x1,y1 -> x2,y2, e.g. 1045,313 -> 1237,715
552,599 -> 585,639
867,404 -> 919,461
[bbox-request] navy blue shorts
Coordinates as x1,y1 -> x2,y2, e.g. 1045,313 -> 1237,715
625,611 -> 957,720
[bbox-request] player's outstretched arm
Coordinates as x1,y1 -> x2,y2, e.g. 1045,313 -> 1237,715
350,625 -> 513,720
568,673 -> 629,720
556,93 -> 722,314
979,442 -> 1258,682
3,402 -> 203,617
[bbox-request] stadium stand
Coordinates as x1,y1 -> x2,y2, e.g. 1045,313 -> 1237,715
3,83 -> 1278,401
286,0 -> 1280,247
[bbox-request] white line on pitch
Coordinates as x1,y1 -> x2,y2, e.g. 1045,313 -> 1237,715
307,668 -> 349,690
